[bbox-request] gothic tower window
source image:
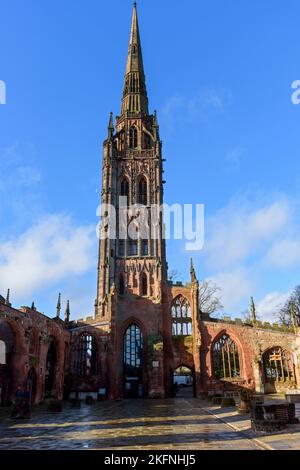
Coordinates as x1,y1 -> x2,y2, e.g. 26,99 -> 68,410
171,296 -> 192,336
138,177 -> 148,205
263,347 -> 295,384
141,273 -> 148,296
118,240 -> 125,257
71,334 -> 97,377
120,177 -> 129,205
141,239 -> 148,256
213,334 -> 240,380
119,274 -> 125,295
129,127 -> 138,149
129,239 -> 138,256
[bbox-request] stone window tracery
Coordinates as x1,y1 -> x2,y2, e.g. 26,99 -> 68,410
171,296 -> 192,336
71,334 -> 97,377
263,347 -> 295,383
129,127 -> 138,149
213,334 -> 240,380
138,177 -> 147,206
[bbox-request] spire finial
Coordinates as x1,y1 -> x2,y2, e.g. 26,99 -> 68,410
31,301 -> 36,311
65,300 -> 70,323
108,112 -> 114,139
5,289 -> 11,306
190,258 -> 197,283
56,293 -> 61,319
250,297 -> 256,323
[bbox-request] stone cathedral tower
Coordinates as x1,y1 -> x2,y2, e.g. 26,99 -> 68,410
95,3 -> 169,398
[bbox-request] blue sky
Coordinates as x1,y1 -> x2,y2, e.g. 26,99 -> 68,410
1,0 -> 300,321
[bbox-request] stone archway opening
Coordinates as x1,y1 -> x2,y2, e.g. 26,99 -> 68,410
44,340 -> 57,398
173,366 -> 194,398
262,347 -> 296,394
123,324 -> 144,398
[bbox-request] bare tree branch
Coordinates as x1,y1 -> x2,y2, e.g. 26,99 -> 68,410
277,286 -> 300,327
199,280 -> 223,316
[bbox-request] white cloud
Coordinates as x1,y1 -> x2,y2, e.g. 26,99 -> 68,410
263,238 -> 300,269
161,88 -> 227,131
0,214 -> 97,298
205,196 -> 291,271
200,192 -> 300,318
211,267 -> 254,313
256,291 -> 291,323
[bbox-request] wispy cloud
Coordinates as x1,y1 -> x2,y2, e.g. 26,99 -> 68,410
256,291 -> 291,323
0,214 -> 97,298
160,88 -> 229,132
199,191 -> 300,320
210,267 -> 254,313
205,195 -> 291,271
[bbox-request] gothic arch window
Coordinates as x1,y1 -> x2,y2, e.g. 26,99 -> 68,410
120,177 -> 129,204
213,334 -> 241,380
141,239 -> 148,256
118,240 -> 125,257
263,347 -> 295,383
0,322 -> 15,366
123,324 -> 143,376
71,333 -> 97,377
128,239 -> 138,256
128,223 -> 139,256
141,273 -> 148,296
129,127 -> 138,149
138,177 -> 148,206
171,296 -> 192,336
119,274 -> 125,295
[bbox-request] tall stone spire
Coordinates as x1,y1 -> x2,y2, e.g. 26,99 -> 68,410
121,3 -> 149,116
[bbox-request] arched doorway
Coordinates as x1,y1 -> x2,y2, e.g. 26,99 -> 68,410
44,340 -> 57,398
262,347 -> 296,393
173,366 -> 194,398
27,368 -> 37,404
0,322 -> 15,406
123,324 -> 144,398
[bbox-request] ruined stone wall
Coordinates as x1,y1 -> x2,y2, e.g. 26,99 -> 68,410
200,320 -> 299,394
0,303 -> 70,404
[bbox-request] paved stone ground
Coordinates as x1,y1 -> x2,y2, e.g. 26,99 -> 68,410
0,399 -> 263,450
204,400 -> 300,450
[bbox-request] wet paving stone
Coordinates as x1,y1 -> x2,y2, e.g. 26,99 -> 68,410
0,398 -> 262,450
